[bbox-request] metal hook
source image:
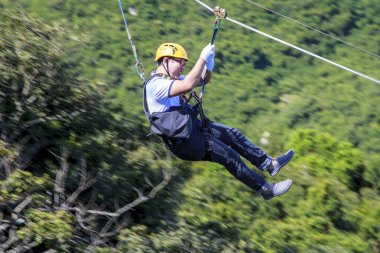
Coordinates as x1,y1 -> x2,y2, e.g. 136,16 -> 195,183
135,62 -> 145,81
213,6 -> 227,19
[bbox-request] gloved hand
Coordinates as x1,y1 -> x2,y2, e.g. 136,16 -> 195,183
200,43 -> 215,64
206,57 -> 214,71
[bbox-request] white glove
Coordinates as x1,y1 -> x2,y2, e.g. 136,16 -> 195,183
206,57 -> 214,71
200,43 -> 215,64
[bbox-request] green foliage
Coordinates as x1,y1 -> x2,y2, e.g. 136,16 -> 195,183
288,129 -> 364,190
296,179 -> 360,230
117,225 -> 155,253
1,9 -> 173,252
1,0 -> 379,252
0,169 -> 50,202
17,209 -> 74,244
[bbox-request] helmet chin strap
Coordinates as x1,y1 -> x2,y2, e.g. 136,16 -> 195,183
163,58 -> 171,79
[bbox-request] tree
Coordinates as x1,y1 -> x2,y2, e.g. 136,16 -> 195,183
0,10 -> 173,252
288,129 -> 365,191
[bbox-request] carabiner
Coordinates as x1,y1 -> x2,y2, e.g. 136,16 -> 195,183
135,62 -> 145,81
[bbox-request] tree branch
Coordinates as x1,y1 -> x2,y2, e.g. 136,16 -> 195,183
53,148 -> 70,208
0,226 -> 19,251
11,195 -> 32,220
100,216 -> 131,238
61,169 -> 172,218
65,158 -> 97,206
11,235 -> 39,253
0,157 -> 11,182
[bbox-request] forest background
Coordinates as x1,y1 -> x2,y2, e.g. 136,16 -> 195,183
0,0 -> 379,252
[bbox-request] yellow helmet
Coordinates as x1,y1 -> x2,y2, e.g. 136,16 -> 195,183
155,43 -> 188,62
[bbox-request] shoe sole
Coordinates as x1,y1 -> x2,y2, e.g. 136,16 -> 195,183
263,179 -> 293,200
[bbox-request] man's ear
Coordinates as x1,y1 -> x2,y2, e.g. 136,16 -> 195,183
162,57 -> 169,65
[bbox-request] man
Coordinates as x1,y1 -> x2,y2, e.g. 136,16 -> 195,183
143,42 -> 294,200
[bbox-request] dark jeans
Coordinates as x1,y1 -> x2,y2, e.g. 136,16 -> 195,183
167,121 -> 269,191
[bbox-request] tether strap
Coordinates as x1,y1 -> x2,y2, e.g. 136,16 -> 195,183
118,0 -> 145,80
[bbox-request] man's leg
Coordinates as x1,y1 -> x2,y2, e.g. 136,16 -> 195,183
206,122 -> 271,169
203,135 -> 292,199
206,122 -> 294,175
204,135 -> 267,191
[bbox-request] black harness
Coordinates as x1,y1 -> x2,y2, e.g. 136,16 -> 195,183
142,74 -> 201,147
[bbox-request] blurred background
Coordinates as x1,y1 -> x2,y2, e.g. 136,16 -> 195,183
1,0 -> 379,252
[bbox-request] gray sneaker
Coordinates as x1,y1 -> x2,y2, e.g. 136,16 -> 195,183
267,149 -> 294,176
260,179 -> 292,200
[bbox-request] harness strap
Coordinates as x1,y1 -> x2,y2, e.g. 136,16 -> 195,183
188,91 -> 209,128
143,74 -> 210,142
142,73 -> 170,119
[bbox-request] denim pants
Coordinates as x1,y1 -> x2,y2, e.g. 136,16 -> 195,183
168,121 -> 269,191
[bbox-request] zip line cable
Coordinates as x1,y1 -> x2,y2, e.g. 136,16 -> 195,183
118,0 -> 145,80
245,0 -> 380,59
226,17 -> 380,84
193,0 -> 380,84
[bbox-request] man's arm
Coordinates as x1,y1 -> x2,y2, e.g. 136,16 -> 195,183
196,68 -> 212,87
169,58 -> 207,97
169,44 -> 215,97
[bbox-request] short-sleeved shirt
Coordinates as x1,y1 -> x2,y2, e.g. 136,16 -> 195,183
145,74 -> 185,113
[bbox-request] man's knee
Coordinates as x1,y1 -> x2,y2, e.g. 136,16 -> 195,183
209,141 -> 237,168
226,126 -> 242,142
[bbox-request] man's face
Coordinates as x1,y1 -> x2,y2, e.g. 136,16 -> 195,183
168,57 -> 186,79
